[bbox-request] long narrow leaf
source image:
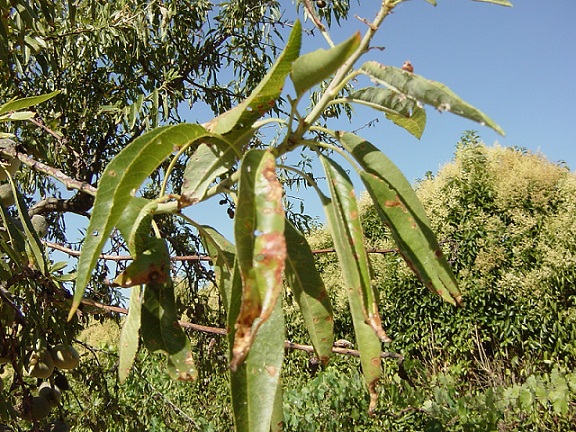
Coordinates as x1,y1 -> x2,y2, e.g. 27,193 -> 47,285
338,132 -> 462,305
140,237 -> 197,381
230,296 -> 285,432
284,220 -> 334,363
8,177 -> 47,274
474,0 -> 512,6
72,123 -> 221,318
118,285 -> 142,383
360,61 -> 504,136
231,149 -> 286,370
0,90 -> 60,115
319,155 -> 386,414
207,21 -> 302,135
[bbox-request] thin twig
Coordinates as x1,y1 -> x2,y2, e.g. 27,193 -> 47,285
44,240 -> 398,262
0,146 -> 96,196
81,298 -> 401,361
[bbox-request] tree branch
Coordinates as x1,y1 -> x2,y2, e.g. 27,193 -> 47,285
0,146 -> 96,196
80,298 -> 403,362
44,240 -> 398,261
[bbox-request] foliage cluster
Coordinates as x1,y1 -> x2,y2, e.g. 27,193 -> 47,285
2,1 -> 515,431
364,133 -> 576,372
294,134 -> 576,430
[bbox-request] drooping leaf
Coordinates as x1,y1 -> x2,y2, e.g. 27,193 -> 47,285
0,90 -> 60,115
338,132 -> 462,306
231,149 -> 286,370
179,141 -> 239,206
360,61 -> 505,135
72,123 -> 221,319
0,204 -> 27,267
284,220 -> 334,363
8,176 -> 47,274
207,21 -> 302,135
140,237 -> 197,381
118,285 -> 142,383
348,87 -> 427,139
230,295 -> 285,432
197,224 -> 236,312
291,32 -> 361,96
319,155 -> 385,414
320,155 -> 389,342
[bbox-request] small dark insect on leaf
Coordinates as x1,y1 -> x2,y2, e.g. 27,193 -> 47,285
316,0 -> 327,8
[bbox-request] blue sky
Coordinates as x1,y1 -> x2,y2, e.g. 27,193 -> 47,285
187,0 -> 576,236
341,0 -> 576,181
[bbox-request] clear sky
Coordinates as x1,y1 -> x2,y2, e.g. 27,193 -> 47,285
337,0 -> 576,182
186,0 -> 576,236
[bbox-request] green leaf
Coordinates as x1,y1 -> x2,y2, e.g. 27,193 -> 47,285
179,141 -> 239,206
0,90 -> 60,115
231,149 -> 286,370
473,0 -> 512,6
0,205 -> 27,267
197,224 -> 236,312
7,177 -> 47,274
319,155 -> 385,414
230,296 -> 285,432
140,237 -> 197,381
284,220 -> 334,364
348,87 -> 427,139
207,21 -> 302,135
360,61 -> 504,135
0,111 -> 36,121
119,285 -> 142,383
72,123 -> 219,319
291,32 -> 361,96
338,132 -> 462,306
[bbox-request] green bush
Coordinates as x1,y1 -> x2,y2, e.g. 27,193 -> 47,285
363,132 -> 576,376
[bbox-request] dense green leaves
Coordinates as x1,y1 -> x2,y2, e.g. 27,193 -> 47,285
0,1 -> 517,429
360,62 -> 505,136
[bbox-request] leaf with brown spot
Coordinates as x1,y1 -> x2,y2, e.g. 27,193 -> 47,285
338,132 -> 462,306
319,154 -> 385,408
72,123 -> 224,319
231,149 -> 286,369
